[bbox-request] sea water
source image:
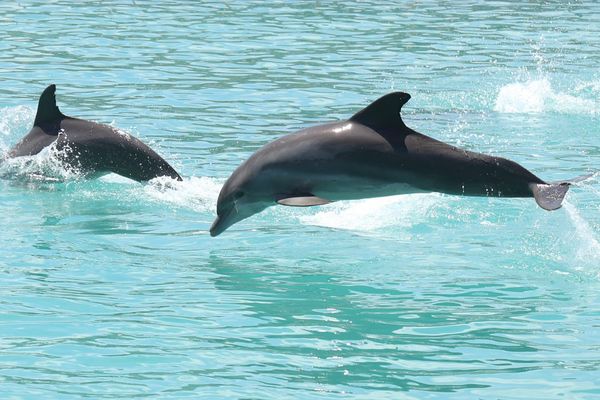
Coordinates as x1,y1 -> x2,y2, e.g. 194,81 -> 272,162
1,2 -> 599,398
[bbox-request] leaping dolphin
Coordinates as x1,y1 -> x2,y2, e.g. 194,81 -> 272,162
6,85 -> 182,182
211,92 -> 587,236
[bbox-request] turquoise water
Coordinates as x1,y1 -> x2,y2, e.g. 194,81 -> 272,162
1,1 -> 599,398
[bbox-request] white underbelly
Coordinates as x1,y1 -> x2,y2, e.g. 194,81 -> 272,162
309,176 -> 426,201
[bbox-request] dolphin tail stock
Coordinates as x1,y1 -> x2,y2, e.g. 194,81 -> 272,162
530,172 -> 595,211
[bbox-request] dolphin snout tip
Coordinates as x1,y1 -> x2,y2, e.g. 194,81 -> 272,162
209,221 -> 219,237
209,215 -> 225,237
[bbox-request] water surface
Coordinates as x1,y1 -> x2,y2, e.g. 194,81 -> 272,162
1,2 -> 599,398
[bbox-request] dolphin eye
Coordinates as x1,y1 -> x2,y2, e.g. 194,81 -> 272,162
234,191 -> 244,200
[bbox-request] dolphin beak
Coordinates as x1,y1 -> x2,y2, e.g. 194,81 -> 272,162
209,216 -> 224,237
210,200 -> 265,237
209,207 -> 236,237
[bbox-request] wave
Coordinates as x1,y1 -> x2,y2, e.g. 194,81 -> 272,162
494,78 -> 598,115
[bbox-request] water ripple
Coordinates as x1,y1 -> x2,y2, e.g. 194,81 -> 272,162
1,1 -> 600,399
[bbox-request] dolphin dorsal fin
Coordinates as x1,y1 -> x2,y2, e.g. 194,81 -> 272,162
34,84 -> 65,126
350,92 -> 411,129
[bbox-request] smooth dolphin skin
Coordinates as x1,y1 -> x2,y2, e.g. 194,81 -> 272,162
211,92 -> 584,236
7,84 -> 182,182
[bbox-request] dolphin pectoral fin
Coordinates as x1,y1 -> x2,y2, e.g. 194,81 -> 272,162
529,182 -> 570,211
276,195 -> 331,207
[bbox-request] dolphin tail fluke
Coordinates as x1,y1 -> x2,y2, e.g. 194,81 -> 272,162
530,182 -> 570,210
530,172 -> 594,211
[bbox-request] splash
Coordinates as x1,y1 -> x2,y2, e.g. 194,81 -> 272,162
0,105 -> 33,135
494,78 -> 597,114
0,105 -> 35,155
143,176 -> 222,213
0,140 -> 83,182
575,80 -> 600,94
563,201 -> 600,277
299,194 -> 443,233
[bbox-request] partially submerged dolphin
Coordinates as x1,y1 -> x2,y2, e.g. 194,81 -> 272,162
211,92 -> 587,236
6,84 -> 182,182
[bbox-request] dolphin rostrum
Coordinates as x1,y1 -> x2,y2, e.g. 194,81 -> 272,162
210,92 -> 588,236
6,85 -> 182,182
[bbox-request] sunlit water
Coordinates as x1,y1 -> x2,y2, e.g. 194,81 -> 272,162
1,2 -> 599,399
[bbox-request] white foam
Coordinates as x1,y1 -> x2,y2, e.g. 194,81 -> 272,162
494,78 -> 597,114
0,141 -> 82,182
143,176 -> 222,213
299,193 -> 443,232
575,80 -> 600,93
112,127 -> 133,141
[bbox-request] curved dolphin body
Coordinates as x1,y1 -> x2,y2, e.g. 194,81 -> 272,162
6,85 -> 182,182
211,92 -> 586,236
